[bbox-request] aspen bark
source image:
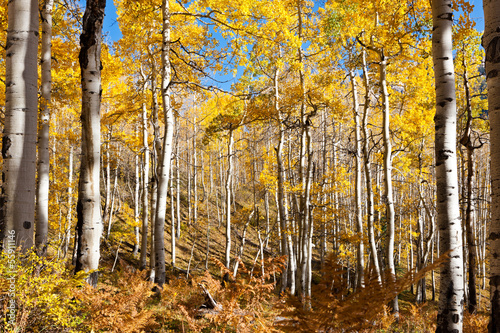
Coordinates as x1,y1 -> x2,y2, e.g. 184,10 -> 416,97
297,0 -> 313,305
350,69 -> 365,289
193,117 -> 198,224
274,67 -> 296,294
380,51 -> 398,314
35,0 -> 54,252
149,70 -> 160,281
106,164 -> 119,239
170,162 -> 176,267
432,0 -> 465,330
133,152 -> 140,256
154,0 -> 175,287
140,84 -> 150,270
225,129 -> 234,268
176,126 -> 181,239
483,0 -> 500,330
1,0 -> 39,252
63,146 -> 74,258
103,139 -> 111,224
75,0 -> 106,287
361,50 -> 381,284
459,58 -> 478,314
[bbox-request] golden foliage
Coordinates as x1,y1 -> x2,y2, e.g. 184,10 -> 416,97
0,250 -> 85,333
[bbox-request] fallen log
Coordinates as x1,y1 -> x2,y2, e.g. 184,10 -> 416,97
197,282 -> 222,317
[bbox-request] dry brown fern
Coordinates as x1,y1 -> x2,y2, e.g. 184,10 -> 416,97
74,269 -> 155,333
276,253 -> 445,332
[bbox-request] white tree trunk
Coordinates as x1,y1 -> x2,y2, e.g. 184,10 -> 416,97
225,129 -> 234,268
483,0 -> 500,330
75,0 -> 106,287
170,162 -> 176,267
35,0 -> 54,252
380,52 -> 398,314
176,130 -> 181,239
432,0 -> 465,330
149,71 -> 160,281
133,153 -> 140,256
1,0 -> 38,252
274,67 -> 296,295
350,69 -> 365,289
63,145 -> 74,258
361,49 -> 381,284
193,116 -> 198,224
140,88 -> 150,269
297,1 -> 312,305
154,0 -> 175,286
106,163 -> 119,238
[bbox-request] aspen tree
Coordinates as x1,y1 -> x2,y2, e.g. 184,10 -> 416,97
35,0 -> 54,252
139,74 -> 150,270
361,49 -> 381,284
296,0 -> 314,305
1,0 -> 38,252
275,66 -> 296,295
225,128 -> 234,268
379,48 -> 398,315
153,0 -> 175,287
459,55 -> 481,314
133,152 -> 140,256
75,0 -> 106,287
484,0 -> 500,330
349,69 -> 365,289
431,0 -> 465,331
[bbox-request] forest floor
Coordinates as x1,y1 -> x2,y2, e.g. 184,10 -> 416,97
95,210 -> 491,333
0,188 -> 490,332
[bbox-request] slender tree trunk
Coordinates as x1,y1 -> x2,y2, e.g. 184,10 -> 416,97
193,117 -> 198,224
459,58 -> 478,314
176,126 -> 181,239
1,0 -> 38,252
432,235 -> 436,301
361,50 -> 381,284
378,51 -> 399,314
206,153 -> 213,269
75,0 -> 106,287
35,0 -> 54,253
187,138 -> 192,226
170,162 -> 176,268
103,139 -> 111,224
149,70 -> 160,281
432,1 -> 465,330
465,145 -> 477,313
63,146 -> 74,258
296,0 -> 313,306
106,163 -> 119,239
140,86 -> 150,269
225,129 -> 234,268
483,0 -> 500,330
274,67 -> 296,295
132,151 -> 140,255
350,69 -> 365,289
153,0 -> 175,287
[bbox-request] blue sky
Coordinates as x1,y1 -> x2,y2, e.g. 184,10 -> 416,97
102,0 -> 486,43
468,0 -> 484,31
103,1 -> 122,42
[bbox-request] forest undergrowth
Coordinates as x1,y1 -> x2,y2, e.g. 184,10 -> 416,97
0,246 -> 489,333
